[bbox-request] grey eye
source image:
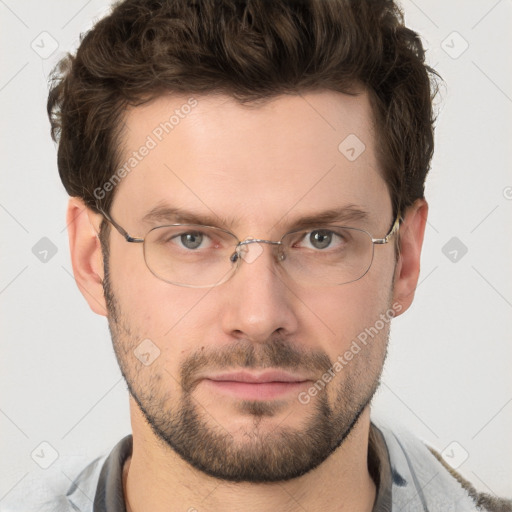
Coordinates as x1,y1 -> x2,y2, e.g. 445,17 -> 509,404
309,230 -> 333,249
179,232 -> 204,249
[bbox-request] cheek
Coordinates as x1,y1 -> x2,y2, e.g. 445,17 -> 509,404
300,265 -> 393,357
109,249 -> 219,353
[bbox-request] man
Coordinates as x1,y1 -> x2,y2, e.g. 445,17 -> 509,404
38,0 -> 510,511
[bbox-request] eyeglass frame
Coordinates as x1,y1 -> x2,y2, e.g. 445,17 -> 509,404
98,208 -> 403,288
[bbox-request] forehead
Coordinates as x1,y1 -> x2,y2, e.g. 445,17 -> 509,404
112,90 -> 390,232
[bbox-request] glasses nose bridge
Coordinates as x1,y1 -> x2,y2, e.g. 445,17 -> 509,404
237,238 -> 282,249
230,237 -> 284,265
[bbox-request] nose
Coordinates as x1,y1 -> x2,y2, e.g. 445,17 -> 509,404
220,241 -> 299,344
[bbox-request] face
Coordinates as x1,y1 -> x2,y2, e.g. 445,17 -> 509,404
100,90 -> 398,482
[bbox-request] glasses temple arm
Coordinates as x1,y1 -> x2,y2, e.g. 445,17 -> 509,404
372,210 -> 402,244
99,209 -> 144,243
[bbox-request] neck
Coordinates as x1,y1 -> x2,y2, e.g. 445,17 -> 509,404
123,403 -> 377,512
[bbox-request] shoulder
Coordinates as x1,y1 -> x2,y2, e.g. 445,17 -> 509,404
372,418 -> 512,512
426,444 -> 512,512
0,453 -> 107,512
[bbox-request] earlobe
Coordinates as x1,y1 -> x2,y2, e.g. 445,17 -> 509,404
66,197 -> 108,317
392,199 -> 428,315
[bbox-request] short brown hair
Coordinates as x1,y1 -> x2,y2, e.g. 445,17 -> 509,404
48,0 -> 439,220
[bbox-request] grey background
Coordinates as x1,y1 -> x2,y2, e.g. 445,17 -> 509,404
1,0 -> 511,506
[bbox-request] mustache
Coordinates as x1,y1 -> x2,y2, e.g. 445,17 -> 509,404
180,336 -> 332,393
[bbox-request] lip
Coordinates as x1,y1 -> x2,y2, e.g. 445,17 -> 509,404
201,370 -> 311,400
206,370 -> 310,384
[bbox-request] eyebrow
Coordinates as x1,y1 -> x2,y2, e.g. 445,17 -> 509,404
142,204 -> 229,228
281,206 -> 369,230
141,203 -> 370,231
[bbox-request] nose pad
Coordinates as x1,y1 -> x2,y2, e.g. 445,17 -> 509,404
232,239 -> 285,267
229,241 -> 261,265
276,245 -> 286,261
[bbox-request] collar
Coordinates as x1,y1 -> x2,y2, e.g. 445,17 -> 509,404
84,422 -> 392,512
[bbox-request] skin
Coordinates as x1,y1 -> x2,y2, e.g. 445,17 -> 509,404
67,90 -> 427,512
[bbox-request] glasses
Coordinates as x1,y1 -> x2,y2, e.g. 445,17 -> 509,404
100,210 -> 401,288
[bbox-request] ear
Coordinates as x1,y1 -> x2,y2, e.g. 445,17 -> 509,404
66,197 -> 108,317
392,198 -> 428,316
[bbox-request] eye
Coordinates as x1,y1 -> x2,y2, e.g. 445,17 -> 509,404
173,231 -> 211,250
298,229 -> 347,250
150,225 -> 238,253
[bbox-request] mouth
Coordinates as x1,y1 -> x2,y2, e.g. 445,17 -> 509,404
201,370 -> 311,400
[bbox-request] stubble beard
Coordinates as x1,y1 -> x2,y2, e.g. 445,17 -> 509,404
102,256 -> 389,483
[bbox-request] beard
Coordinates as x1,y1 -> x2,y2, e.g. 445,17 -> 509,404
102,254 -> 389,483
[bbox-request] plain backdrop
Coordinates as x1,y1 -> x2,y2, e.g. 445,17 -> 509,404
1,0 -> 511,507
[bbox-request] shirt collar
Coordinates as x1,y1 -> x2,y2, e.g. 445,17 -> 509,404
92,422 -> 392,512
